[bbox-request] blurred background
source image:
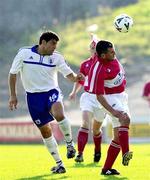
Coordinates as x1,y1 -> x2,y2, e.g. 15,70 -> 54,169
0,0 -> 149,143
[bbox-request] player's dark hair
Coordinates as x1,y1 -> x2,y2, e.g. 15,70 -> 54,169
96,40 -> 113,56
39,31 -> 59,44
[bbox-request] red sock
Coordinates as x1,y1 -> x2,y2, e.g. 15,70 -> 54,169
93,132 -> 102,153
77,127 -> 89,155
118,126 -> 129,155
103,141 -> 120,170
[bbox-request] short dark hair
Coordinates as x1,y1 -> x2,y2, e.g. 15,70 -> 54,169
39,31 -> 59,44
96,40 -> 113,56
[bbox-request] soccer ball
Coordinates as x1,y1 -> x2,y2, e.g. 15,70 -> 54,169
114,14 -> 133,33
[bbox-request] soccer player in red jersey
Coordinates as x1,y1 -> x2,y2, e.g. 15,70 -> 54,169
69,34 -> 106,163
142,81 -> 150,106
86,40 -> 133,175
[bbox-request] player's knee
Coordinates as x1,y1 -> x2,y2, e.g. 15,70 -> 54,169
93,129 -> 101,136
120,116 -> 130,126
54,114 -> 65,121
40,127 -> 52,138
81,121 -> 90,129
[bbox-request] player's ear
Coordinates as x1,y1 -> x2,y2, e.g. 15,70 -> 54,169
101,53 -> 105,58
42,39 -> 47,45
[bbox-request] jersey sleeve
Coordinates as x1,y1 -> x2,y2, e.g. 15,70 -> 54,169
94,73 -> 105,95
9,49 -> 24,74
78,62 -> 85,85
87,61 -> 105,95
57,54 -> 74,77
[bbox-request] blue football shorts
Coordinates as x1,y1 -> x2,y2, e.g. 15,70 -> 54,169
26,88 -> 61,127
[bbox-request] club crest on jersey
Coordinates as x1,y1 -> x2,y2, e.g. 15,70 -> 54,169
107,68 -> 111,73
49,58 -> 53,64
85,63 -> 89,67
35,119 -> 41,125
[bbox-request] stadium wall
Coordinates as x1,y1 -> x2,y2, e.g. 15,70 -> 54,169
0,118 -> 150,144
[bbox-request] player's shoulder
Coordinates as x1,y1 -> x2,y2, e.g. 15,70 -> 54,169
81,57 -> 92,66
114,58 -> 121,63
53,50 -> 63,57
144,82 -> 150,89
51,50 -> 65,61
18,46 -> 32,52
17,46 -> 33,55
114,58 -> 124,67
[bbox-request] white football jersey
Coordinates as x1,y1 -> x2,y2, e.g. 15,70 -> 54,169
10,45 -> 74,92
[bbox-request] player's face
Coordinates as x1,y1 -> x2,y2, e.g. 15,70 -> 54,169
43,39 -> 58,55
104,48 -> 116,61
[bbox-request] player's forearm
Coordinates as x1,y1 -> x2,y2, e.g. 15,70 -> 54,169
72,82 -> 82,94
67,72 -> 84,83
8,73 -> 17,97
66,73 -> 77,82
96,94 -> 115,115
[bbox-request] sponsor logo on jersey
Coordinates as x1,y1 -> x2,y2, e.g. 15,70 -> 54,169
29,56 -> 33,60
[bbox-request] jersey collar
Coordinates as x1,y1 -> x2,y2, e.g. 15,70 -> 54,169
31,45 -> 39,54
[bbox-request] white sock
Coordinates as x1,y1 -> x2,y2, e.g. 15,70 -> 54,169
58,118 -> 73,145
43,135 -> 63,166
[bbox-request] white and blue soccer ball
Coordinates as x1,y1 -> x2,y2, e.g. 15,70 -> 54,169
114,14 -> 133,33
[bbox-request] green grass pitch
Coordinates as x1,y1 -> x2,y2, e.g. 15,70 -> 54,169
0,143 -> 150,180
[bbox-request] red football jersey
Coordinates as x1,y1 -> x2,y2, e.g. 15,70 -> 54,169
86,56 -> 126,95
143,82 -> 150,97
79,55 -> 97,91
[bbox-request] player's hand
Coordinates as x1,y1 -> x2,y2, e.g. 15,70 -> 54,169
9,96 -> 18,110
69,92 -> 76,100
112,109 -> 126,119
76,73 -> 85,82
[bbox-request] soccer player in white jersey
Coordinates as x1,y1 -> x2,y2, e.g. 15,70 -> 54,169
69,34 -> 105,163
86,40 -> 133,175
8,31 -> 84,174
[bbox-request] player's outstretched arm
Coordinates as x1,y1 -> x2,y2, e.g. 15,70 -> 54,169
66,72 -> 85,83
96,94 -> 126,120
69,82 -> 82,100
8,73 -> 18,110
